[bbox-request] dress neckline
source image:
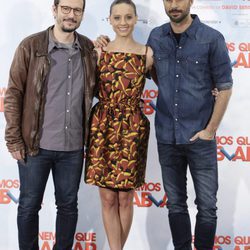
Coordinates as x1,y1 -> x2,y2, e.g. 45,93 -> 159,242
102,49 -> 146,57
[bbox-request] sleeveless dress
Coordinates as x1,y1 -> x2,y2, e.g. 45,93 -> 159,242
85,48 -> 150,190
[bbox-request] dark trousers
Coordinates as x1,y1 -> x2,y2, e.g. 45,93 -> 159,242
158,139 -> 218,250
17,148 -> 83,250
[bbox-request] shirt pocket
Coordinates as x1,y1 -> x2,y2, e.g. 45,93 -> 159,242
186,56 -> 208,81
153,53 -> 170,79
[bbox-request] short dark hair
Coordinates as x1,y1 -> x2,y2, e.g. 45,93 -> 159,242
54,0 -> 85,11
110,0 -> 137,16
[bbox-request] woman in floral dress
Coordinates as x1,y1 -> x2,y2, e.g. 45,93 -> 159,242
85,0 -> 154,249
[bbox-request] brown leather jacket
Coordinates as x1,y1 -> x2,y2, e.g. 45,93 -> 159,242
4,27 -> 97,156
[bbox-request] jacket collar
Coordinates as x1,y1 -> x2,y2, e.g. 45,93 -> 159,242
36,26 -> 85,57
34,27 -> 50,57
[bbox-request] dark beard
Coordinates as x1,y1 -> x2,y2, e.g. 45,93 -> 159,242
167,8 -> 190,24
62,27 -> 77,33
61,18 -> 79,33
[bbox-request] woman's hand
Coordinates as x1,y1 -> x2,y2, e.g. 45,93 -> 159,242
212,88 -> 219,99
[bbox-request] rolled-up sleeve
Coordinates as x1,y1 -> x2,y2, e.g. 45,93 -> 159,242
209,33 -> 233,90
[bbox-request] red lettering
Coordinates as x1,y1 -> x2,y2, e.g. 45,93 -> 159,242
86,242 -> 97,250
235,53 -> 250,68
0,179 -> 20,189
143,99 -> 154,115
40,241 -> 51,250
216,136 -> 233,145
137,184 -> 147,191
142,89 -> 158,99
0,189 -> 11,204
214,235 -> 231,244
133,192 -> 152,207
239,43 -> 250,52
146,183 -> 156,191
233,147 -> 247,161
39,232 -> 56,241
74,242 -> 83,250
227,42 -> 236,52
73,242 -> 97,250
155,183 -> 161,192
75,233 -> 96,242
136,183 -> 161,192
217,146 -> 225,161
235,236 -> 250,245
233,247 -> 250,250
222,5 -> 238,9
237,137 -> 250,145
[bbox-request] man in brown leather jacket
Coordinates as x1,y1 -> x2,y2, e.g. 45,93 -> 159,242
4,0 -> 97,249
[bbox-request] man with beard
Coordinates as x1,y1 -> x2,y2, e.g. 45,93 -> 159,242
4,0 -> 97,249
147,0 -> 233,249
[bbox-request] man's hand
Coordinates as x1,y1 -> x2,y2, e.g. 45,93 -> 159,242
93,35 -> 110,48
190,129 -> 215,142
11,150 -> 25,161
190,88 -> 232,142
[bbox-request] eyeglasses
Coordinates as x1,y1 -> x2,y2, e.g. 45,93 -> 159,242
59,5 -> 83,16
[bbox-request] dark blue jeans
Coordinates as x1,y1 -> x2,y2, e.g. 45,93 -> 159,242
158,139 -> 218,250
17,148 -> 84,250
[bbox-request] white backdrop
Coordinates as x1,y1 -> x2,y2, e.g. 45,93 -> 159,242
0,1 -> 250,249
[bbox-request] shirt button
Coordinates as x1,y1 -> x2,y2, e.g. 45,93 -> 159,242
68,75 -> 71,79
196,61 -> 199,64
175,103 -> 178,106
68,58 -> 71,62
175,118 -> 178,121
176,74 -> 179,78
66,110 -> 70,113
177,60 -> 180,63
176,89 -> 179,93
179,46 -> 182,49
67,92 -> 70,95
65,126 -> 68,129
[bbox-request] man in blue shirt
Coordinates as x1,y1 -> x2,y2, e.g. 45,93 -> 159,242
147,0 -> 232,249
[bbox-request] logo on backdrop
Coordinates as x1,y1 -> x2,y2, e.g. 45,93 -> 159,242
0,179 -> 19,204
199,235 -> 250,250
193,3 -> 250,29
227,42 -> 250,69
142,86 -> 158,116
192,3 -> 250,12
217,136 -> 250,162
0,87 -> 6,112
102,17 -> 150,25
39,232 -> 97,250
133,182 -> 167,208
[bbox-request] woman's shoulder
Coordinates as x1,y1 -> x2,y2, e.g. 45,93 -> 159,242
133,42 -> 147,55
133,43 -> 153,56
94,47 -> 107,66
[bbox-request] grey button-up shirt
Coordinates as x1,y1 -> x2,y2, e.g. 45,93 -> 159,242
39,29 -> 84,151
